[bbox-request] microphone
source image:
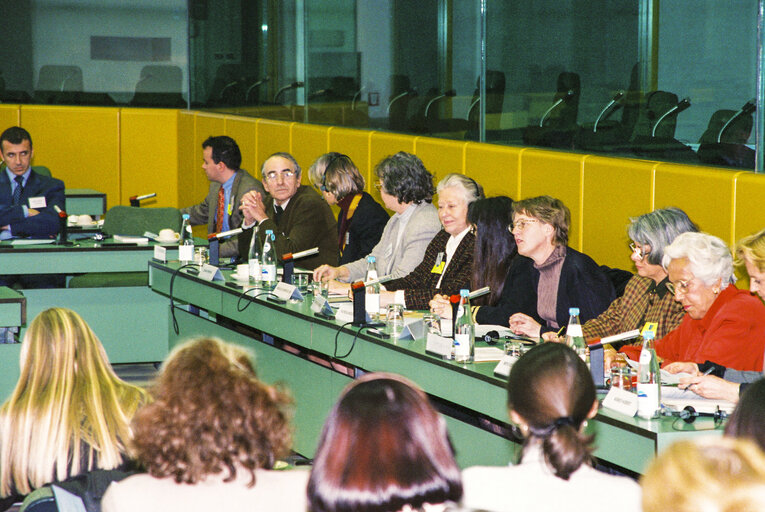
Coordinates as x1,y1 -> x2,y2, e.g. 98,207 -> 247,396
361,274 -> 393,288
386,89 -> 417,115
54,205 -> 70,245
245,76 -> 270,102
351,87 -> 365,110
130,193 -> 156,207
717,98 -> 756,143
273,81 -> 305,103
211,227 -> 243,239
651,97 -> 691,137
280,247 -> 319,284
308,88 -> 330,100
219,78 -> 244,99
467,97 -> 481,120
468,286 -> 490,300
661,405 -> 728,424
61,72 -> 77,92
424,89 -> 457,118
593,90 -> 625,132
539,90 -> 575,127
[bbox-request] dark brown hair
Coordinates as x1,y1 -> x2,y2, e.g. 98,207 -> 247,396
725,379 -> 765,452
512,195 -> 570,246
307,373 -> 462,512
468,196 -> 516,305
507,343 -> 595,480
130,337 -> 292,485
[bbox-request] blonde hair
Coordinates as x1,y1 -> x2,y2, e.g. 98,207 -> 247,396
641,437 -> 765,512
0,308 -> 148,496
736,228 -> 765,272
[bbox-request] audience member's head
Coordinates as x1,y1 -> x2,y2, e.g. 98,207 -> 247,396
374,152 -> 434,206
468,196 -> 516,305
308,373 -> 462,512
308,152 -> 364,204
0,126 -> 33,149
0,308 -> 147,496
512,195 -> 570,246
261,152 -> 302,206
202,135 -> 242,171
725,379 -> 765,452
736,228 -> 765,297
130,337 -> 292,486
641,437 -> 765,512
507,343 -> 597,480
628,207 -> 698,267
0,126 -> 34,176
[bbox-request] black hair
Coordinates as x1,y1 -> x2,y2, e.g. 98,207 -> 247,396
468,196 -> 516,305
0,126 -> 32,150
202,135 -> 241,170
374,152 -> 434,205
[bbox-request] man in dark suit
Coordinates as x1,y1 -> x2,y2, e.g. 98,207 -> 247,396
181,135 -> 265,259
0,126 -> 65,240
238,152 -> 338,270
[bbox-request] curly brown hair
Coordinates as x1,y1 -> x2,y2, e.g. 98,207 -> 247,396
130,337 -> 292,486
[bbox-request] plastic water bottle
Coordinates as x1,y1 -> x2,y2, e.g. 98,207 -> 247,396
453,289 -> 475,363
261,229 -> 277,287
179,213 -> 194,264
365,255 -> 380,319
637,331 -> 661,419
248,228 -> 262,286
565,307 -> 588,363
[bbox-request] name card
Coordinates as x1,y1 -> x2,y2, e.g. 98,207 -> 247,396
198,264 -> 224,282
493,354 -> 518,378
28,196 -> 47,208
273,281 -> 304,301
397,318 -> 425,340
602,386 -> 638,417
311,295 -> 335,317
426,333 -> 453,358
153,245 -> 167,262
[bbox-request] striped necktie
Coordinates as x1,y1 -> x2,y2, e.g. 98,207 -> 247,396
12,176 -> 24,205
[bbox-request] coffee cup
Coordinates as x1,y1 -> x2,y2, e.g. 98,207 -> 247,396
235,263 -> 250,281
77,214 -> 93,226
158,228 -> 179,242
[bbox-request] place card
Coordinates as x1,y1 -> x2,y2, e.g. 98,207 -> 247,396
153,245 -> 167,262
311,295 -> 335,317
493,354 -> 517,377
397,318 -> 425,340
273,281 -> 304,301
602,386 -> 638,417
198,264 -> 224,282
426,332 -> 453,358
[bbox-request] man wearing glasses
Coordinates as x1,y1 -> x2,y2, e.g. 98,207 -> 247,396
181,135 -> 265,258
238,152 -> 338,270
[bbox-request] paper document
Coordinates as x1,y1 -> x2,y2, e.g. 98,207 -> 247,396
10,239 -> 56,245
474,346 -> 506,362
624,358 -> 691,385
661,386 -> 736,413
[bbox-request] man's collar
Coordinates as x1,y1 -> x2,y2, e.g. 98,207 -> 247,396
5,166 -> 31,183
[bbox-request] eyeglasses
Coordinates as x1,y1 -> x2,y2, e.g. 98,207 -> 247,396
629,242 -> 652,260
265,169 -> 296,181
512,218 -> 539,231
666,279 -> 693,296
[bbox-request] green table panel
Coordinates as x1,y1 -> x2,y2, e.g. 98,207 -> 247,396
0,287 -> 25,326
0,343 -> 23,401
65,189 -> 107,216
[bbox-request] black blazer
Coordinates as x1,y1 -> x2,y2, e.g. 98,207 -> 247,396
339,192 -> 389,265
0,169 -> 65,237
476,247 -> 615,331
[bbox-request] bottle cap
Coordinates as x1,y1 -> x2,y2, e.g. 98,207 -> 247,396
265,229 -> 273,235
569,307 -> 580,315
182,213 -> 190,220
460,289 -> 469,297
367,255 -> 376,263
643,330 -> 655,340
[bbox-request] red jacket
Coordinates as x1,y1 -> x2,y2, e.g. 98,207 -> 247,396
621,286 -> 765,371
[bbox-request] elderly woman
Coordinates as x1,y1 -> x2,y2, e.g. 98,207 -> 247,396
622,232 -> 765,371
668,228 -> 765,401
313,152 -> 441,291
379,173 -> 482,310
102,337 -> 307,512
478,195 -> 614,337
462,343 -> 641,512
308,373 -> 462,512
0,309 -> 147,504
429,196 -> 516,319
307,153 -> 388,265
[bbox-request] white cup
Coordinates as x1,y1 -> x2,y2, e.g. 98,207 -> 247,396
158,228 -> 178,242
235,263 -> 250,281
77,214 -> 93,226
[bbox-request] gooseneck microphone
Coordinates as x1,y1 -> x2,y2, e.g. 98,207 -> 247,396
539,90 -> 575,127
593,91 -> 625,132
424,89 -> 457,118
651,97 -> 691,137
245,77 -> 270,102
273,81 -> 305,104
717,98 -> 756,143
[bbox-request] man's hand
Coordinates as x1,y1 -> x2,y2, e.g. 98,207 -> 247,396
508,313 -> 542,339
239,190 -> 268,225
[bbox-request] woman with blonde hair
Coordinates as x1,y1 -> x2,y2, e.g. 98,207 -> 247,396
641,437 -> 765,512
0,308 -> 147,501
102,337 -> 307,512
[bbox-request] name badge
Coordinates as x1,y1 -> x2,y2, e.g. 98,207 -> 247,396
431,252 -> 445,274
28,196 -> 47,209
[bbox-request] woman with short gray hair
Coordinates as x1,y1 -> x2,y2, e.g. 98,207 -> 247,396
559,207 -> 697,344
621,231 -> 765,372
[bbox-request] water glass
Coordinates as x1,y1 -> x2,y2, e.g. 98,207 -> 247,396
194,247 -> 209,266
505,341 -> 523,357
386,304 -> 405,338
293,273 -> 310,293
422,311 -> 441,334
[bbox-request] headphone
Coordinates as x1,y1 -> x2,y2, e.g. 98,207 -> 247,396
320,152 -> 349,193
662,405 -> 728,425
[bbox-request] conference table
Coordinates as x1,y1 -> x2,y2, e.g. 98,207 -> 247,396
147,260 -> 723,475
0,239 -> 182,395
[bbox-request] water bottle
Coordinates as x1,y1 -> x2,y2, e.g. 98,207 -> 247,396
637,331 -> 661,419
565,307 -> 588,363
179,213 -> 194,264
453,289 -> 475,363
248,227 -> 262,286
261,229 -> 277,287
365,255 -> 380,319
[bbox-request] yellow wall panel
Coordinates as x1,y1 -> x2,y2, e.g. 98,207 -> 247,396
224,115 -> 258,174
582,156 -> 655,269
328,127 -> 372,187
0,105 -> 20,130
120,109 -> 179,207
464,142 -> 521,199
519,149 -> 585,249
177,111 -> 197,209
654,163 -> 740,245
414,137 -> 467,182
733,172 -> 765,242
190,113 -> 226,212
20,105 -> 120,207
370,132 -> 415,172
256,119 -> 292,171
290,123 -> 330,185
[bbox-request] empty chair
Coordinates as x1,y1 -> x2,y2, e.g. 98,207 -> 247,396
523,71 -> 581,148
129,65 -> 186,108
697,106 -> 755,169
34,65 -> 83,105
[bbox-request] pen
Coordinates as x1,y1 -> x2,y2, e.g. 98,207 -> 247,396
700,367 -> 715,377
